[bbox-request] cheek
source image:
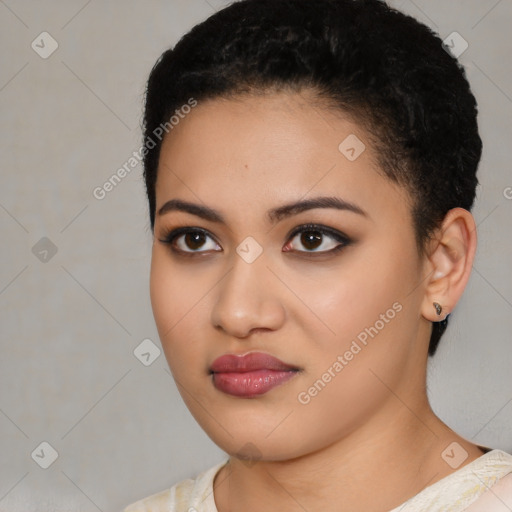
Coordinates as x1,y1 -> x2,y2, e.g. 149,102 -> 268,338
149,249 -> 213,377
149,250 -> 175,335
290,240 -> 422,383
149,248 -> 204,332
150,251 -> 190,359
288,283 -> 416,446
292,251 -> 414,338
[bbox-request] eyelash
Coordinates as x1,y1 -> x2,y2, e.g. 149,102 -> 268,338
158,223 -> 352,258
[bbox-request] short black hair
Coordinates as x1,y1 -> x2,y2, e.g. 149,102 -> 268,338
142,0 -> 482,356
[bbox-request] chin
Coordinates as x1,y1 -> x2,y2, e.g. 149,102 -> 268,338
199,419 -> 311,462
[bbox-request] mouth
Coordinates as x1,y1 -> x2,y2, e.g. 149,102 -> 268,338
209,352 -> 301,398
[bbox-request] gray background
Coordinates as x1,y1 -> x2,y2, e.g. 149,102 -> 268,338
1,0 -> 511,510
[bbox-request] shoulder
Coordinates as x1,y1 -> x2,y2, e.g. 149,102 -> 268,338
447,448 -> 512,511
464,471 -> 512,511
121,459 -> 228,512
122,487 -> 175,512
387,449 -> 512,512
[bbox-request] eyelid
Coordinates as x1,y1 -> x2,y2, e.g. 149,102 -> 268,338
286,223 -> 350,244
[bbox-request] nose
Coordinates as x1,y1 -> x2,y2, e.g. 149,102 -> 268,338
210,253 -> 286,338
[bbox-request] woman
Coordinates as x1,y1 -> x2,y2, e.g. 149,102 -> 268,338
124,0 -> 512,510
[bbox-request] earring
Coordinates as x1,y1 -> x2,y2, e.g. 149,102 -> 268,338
433,302 -> 442,316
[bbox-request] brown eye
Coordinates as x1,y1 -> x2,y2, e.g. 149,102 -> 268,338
159,228 -> 221,254
284,224 -> 350,254
300,231 -> 323,250
184,232 -> 207,250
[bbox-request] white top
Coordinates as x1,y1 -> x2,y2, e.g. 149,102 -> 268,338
123,449 -> 512,512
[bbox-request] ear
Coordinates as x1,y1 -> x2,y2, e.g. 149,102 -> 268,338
420,208 -> 477,322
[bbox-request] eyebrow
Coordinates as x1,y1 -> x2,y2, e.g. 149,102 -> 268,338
157,196 -> 368,224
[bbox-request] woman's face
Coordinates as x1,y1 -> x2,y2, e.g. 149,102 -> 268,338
150,92 -> 432,461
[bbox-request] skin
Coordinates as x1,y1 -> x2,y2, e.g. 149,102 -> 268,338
149,91 -> 484,512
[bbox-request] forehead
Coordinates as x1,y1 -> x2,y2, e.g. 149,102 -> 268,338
155,92 -> 410,221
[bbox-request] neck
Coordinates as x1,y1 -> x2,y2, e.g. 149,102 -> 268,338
213,397 -> 484,512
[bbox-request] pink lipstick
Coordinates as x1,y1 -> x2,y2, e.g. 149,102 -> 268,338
210,352 -> 300,398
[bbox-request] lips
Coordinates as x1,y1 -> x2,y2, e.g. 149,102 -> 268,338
210,352 -> 300,397
210,352 -> 300,373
